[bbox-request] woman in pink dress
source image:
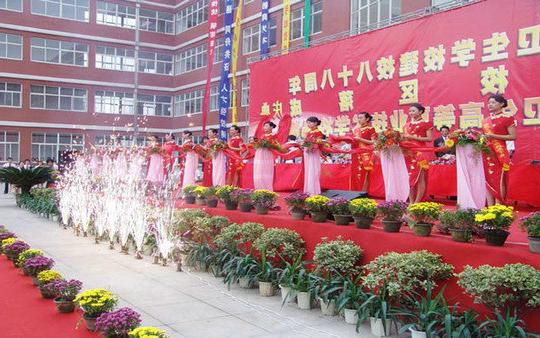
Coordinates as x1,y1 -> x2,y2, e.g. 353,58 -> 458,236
303,117 -> 325,195
206,128 -> 226,186
145,135 -> 165,186
254,121 -> 278,191
180,130 -> 198,188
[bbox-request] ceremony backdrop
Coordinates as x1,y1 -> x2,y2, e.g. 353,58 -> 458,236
249,0 -> 540,166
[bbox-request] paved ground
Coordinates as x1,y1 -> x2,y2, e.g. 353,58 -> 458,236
0,194 -> 402,338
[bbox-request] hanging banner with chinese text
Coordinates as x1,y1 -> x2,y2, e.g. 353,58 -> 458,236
218,0 -> 235,140
281,0 -> 291,54
201,0 -> 220,132
248,0 -> 540,165
231,0 -> 243,124
260,0 -> 271,58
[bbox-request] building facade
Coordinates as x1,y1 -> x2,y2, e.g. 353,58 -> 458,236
0,0 -> 467,162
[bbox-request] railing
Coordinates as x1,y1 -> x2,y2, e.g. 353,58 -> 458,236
247,0 -> 480,64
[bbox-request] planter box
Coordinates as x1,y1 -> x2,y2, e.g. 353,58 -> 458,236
258,281 -> 274,297
297,291 -> 311,310
343,308 -> 358,325
370,317 -> 396,337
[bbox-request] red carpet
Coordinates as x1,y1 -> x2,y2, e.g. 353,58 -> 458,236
178,196 -> 540,333
0,256 -> 96,338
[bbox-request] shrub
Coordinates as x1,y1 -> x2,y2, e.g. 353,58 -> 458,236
214,222 -> 265,253
313,237 -> 363,277
519,212 -> 540,238
253,228 -> 305,263
192,216 -> 230,244
172,209 -> 210,235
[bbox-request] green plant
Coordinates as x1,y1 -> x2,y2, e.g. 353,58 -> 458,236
192,186 -> 208,198
356,283 -> 398,334
437,210 -> 456,234
348,198 -> 378,218
75,288 -> 117,317
251,190 -> 278,208
377,200 -> 408,221
336,276 -> 368,312
182,184 -> 198,196
304,195 -> 330,213
479,309 -> 531,338
256,251 -> 281,285
253,228 -> 305,264
284,192 -> 310,212
441,307 -> 482,338
313,237 -> 363,277
191,216 -> 230,244
0,167 -> 51,195
326,197 -> 350,215
222,254 -> 260,289
171,209 -> 209,235
457,264 -> 540,310
289,267 -> 321,299
277,255 -> 305,288
213,222 -> 265,254
185,243 -> 216,271
315,275 -> 345,304
520,212 -> 540,238
215,185 -> 238,203
362,250 -> 453,298
204,186 -> 218,200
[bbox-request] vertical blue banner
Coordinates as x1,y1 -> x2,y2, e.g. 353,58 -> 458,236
260,0 -> 270,58
218,0 -> 235,141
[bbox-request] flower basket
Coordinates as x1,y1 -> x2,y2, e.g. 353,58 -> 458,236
305,195 -> 330,222
48,279 -> 82,313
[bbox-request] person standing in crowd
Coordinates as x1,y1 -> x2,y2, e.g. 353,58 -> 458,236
403,103 -> 434,203
482,94 -> 516,205
162,133 -> 179,175
434,125 -> 455,158
352,112 -> 376,191
205,129 -> 226,186
282,135 -> 301,164
45,158 -> 58,188
227,125 -> 245,186
180,130 -> 198,188
2,157 -> 16,194
21,159 -> 32,169
303,116 -> 325,195
253,121 -> 278,190
145,135 -> 165,187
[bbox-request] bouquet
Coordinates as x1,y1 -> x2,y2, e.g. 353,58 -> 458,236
75,288 -> 117,318
96,307 -> 141,337
348,198 -> 378,218
252,139 -> 282,151
208,140 -> 226,156
446,128 -> 490,154
148,146 -> 162,155
374,129 -> 401,151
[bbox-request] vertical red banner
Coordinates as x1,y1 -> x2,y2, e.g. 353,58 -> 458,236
201,0 -> 220,133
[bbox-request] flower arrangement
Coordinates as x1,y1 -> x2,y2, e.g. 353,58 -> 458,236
251,190 -> 278,208
348,198 -> 378,218
3,240 -> 30,260
37,270 -> 63,286
182,184 -> 198,196
208,140 -> 226,156
474,204 -> 515,231
284,192 -> 309,211
252,138 -> 282,151
326,197 -> 350,215
128,326 -> 168,338
374,128 -> 401,151
304,195 -> 330,213
377,200 -> 408,221
16,249 -> 44,268
313,237 -> 363,277
445,127 -> 490,154
75,288 -> 118,318
407,202 -> 443,224
192,186 -> 208,198
231,188 -> 254,204
24,255 -> 55,276
519,212 -> 540,238
96,307 -> 142,337
253,228 -> 306,263
215,185 -> 238,203
46,279 -> 83,301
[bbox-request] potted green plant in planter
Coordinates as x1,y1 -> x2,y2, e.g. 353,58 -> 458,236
407,202 -> 443,237
277,255 -> 305,304
49,279 -> 83,313
290,268 -> 321,310
437,210 -> 455,234
377,200 -> 408,232
448,208 -> 478,243
519,211 -> 540,253
305,195 -> 330,223
192,186 -> 208,206
24,255 -> 55,285
327,197 -> 351,226
357,284 -> 399,337
251,189 -> 278,215
349,198 -> 377,229
336,276 -> 368,325
474,204 -> 515,246
232,188 -> 254,212
253,228 -> 305,266
316,275 -> 345,316
216,185 -> 239,210
222,253 -> 260,289
36,270 -> 64,299
479,308 -> 532,338
256,252 -> 280,297
129,326 -> 168,338
313,237 -> 363,277
204,186 -> 219,208
284,192 -> 309,220
182,184 -> 197,204
96,307 -> 142,338
75,288 -> 118,331
3,240 -> 30,263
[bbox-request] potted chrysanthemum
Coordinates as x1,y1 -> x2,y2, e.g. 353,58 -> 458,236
24,255 -> 55,285
349,198 -> 377,229
216,185 -> 239,210
519,211 -> 540,253
475,204 -> 515,246
96,307 -> 142,338
232,188 -> 254,212
407,202 -> 443,237
327,197 -> 351,226
128,326 -> 168,338
305,195 -> 330,223
182,185 -> 197,204
16,249 -> 44,271
36,270 -> 63,298
284,192 -> 309,220
75,288 -> 118,331
50,279 -> 83,313
192,186 -> 208,206
3,240 -> 30,263
205,186 -> 219,208
377,200 -> 408,232
251,190 -> 278,215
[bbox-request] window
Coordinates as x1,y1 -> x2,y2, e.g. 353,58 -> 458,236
242,24 -> 260,55
0,33 -> 22,60
31,38 -> 88,67
96,1 -> 136,29
138,51 -> 173,75
214,37 -> 224,64
176,0 -> 208,33
95,90 -> 134,115
30,85 -> 87,112
241,78 -> 249,107
31,132 -> 84,161
31,0 -> 89,22
291,1 -> 323,40
175,44 -> 207,74
210,85 -> 218,111
0,82 -> 21,108
139,9 -> 174,34
351,0 -> 401,33
219,0 -> 239,14
0,0 -> 22,12
269,17 -> 277,46
174,90 -> 203,116
0,131 -> 20,162
96,46 -> 135,71
137,94 -> 172,116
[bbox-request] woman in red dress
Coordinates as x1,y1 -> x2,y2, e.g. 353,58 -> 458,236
226,125 -> 245,186
482,94 -> 516,205
402,103 -> 433,203
162,133 -> 179,176
351,112 -> 376,191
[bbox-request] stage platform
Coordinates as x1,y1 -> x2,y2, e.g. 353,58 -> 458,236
177,195 -> 540,332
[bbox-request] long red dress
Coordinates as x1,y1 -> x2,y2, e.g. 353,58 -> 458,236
226,136 -> 245,186
482,114 -> 515,202
404,119 -> 433,187
351,124 -> 376,191
162,140 -> 179,175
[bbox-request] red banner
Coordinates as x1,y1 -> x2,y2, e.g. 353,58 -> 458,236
248,0 -> 540,166
201,0 -> 220,132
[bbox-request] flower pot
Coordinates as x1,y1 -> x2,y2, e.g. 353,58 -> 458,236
238,276 -> 253,289
318,297 -> 337,316
6,252 -> 18,261
206,199 -> 218,208
382,220 -> 402,233
310,211 -> 327,223
39,286 -> 57,299
54,298 -> 75,313
239,202 -> 253,212
258,281 -> 274,297
184,195 -> 196,204
224,201 -> 238,210
195,198 -> 206,206
255,205 -> 269,215
353,216 -> 373,229
410,328 -> 427,338
291,211 -> 305,220
297,291 -> 311,310
143,245 -> 155,256
370,317 -> 396,337
450,228 -> 471,243
31,276 -> 39,286
528,237 -> 540,254
413,222 -> 433,237
344,308 -> 358,325
333,214 -> 351,226
485,229 -> 510,246
83,313 -> 98,332
279,285 -> 296,303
